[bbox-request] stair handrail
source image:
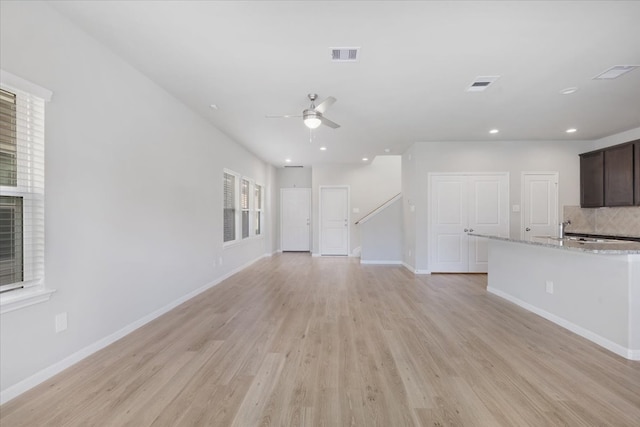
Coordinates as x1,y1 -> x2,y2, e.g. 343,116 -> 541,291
354,193 -> 402,225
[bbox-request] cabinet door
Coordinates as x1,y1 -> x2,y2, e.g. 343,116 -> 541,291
580,151 -> 604,208
604,143 -> 634,206
635,141 -> 640,206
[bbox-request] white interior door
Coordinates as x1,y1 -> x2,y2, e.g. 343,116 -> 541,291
281,188 -> 311,251
430,175 -> 469,272
467,174 -> 509,272
320,186 -> 349,256
430,173 -> 509,273
521,172 -> 558,240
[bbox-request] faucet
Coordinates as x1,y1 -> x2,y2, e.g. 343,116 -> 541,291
559,220 -> 571,238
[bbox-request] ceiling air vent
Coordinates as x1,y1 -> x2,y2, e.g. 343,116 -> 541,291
593,65 -> 638,80
331,47 -> 360,62
284,165 -> 304,168
466,76 -> 500,92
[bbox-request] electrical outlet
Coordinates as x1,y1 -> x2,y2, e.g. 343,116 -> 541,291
218,257 -> 223,266
55,312 -> 67,333
545,280 -> 554,294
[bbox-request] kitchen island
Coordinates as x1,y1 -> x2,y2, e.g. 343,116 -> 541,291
472,234 -> 640,360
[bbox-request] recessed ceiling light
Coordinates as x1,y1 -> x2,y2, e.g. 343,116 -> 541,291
209,104 -> 218,109
559,87 -> 578,95
362,157 -> 369,162
566,128 -> 577,133
384,148 -> 391,153
320,146 -> 327,151
285,158 -> 291,163
489,129 -> 499,134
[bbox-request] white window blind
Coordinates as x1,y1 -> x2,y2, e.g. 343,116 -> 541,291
254,184 -> 262,236
0,86 -> 46,293
241,178 -> 250,239
223,172 -> 236,243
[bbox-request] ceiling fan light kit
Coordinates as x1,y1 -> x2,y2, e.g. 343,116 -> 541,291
303,110 -> 322,129
267,93 -> 340,130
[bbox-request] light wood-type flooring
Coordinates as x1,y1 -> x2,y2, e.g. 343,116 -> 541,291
2,254 -> 640,426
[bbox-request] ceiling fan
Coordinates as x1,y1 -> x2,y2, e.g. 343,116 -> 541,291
266,93 -> 340,129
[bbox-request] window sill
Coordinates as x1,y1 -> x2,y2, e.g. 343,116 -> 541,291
1,287 -> 56,315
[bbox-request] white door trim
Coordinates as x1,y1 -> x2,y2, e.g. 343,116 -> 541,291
319,185 -> 350,256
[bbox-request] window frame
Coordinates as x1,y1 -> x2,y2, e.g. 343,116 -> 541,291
0,70 -> 54,315
254,183 -> 263,236
240,177 -> 251,240
223,170 -> 238,244
222,169 -> 264,247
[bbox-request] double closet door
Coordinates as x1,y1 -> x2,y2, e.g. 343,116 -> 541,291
429,173 -> 509,273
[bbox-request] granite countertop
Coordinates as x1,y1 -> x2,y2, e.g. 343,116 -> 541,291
470,233 -> 640,255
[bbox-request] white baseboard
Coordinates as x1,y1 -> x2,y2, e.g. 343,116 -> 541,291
360,260 -> 402,265
0,254 -> 267,405
487,287 -> 640,361
402,262 -> 431,274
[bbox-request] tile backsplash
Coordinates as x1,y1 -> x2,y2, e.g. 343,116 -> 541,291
564,205 -> 640,238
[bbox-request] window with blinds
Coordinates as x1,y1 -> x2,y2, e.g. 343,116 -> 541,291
254,184 -> 262,236
241,178 -> 250,239
223,172 -> 236,243
223,170 -> 264,245
0,85 -> 46,294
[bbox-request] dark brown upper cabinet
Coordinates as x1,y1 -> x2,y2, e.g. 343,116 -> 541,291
580,140 -> 638,208
604,143 -> 634,206
580,150 -> 604,207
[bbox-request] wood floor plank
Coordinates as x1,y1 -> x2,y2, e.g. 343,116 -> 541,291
2,254 -> 640,426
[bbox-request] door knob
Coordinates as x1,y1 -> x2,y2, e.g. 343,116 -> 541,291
525,227 -> 531,231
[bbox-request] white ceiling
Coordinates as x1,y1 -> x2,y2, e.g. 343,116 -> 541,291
50,1 -> 640,167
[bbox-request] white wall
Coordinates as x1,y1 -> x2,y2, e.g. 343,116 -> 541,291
589,126 -> 640,151
0,1 -> 275,399
311,156 -> 401,255
402,140 -> 595,271
360,198 -> 403,263
276,167 -> 312,189
402,147 -> 418,270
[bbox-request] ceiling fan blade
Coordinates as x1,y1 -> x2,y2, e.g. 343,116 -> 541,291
314,96 -> 336,114
320,116 -> 340,129
265,114 -> 302,119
